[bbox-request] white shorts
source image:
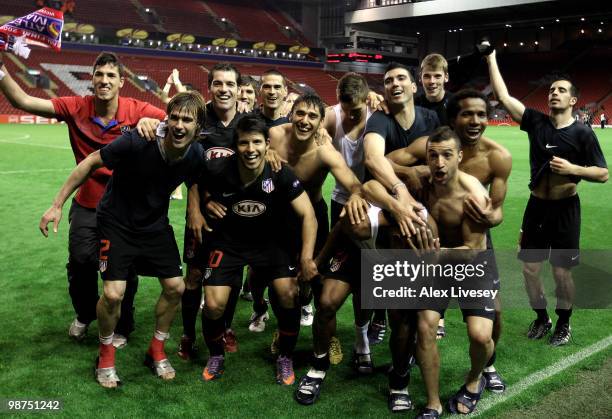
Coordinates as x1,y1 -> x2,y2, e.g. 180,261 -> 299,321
352,203 -> 428,250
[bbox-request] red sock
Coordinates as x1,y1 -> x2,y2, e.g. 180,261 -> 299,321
98,343 -> 116,369
148,337 -> 166,362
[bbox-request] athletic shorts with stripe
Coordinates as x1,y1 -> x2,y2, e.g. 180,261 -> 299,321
203,246 -> 295,288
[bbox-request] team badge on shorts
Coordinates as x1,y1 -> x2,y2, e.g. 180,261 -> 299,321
99,260 -> 107,273
329,251 -> 348,273
262,178 -> 275,193
204,268 -> 212,279
120,125 -> 131,135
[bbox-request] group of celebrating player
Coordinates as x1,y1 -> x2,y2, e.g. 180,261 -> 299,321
0,38 -> 607,417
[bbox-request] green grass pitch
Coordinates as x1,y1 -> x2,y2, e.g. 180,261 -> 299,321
0,124 -> 610,417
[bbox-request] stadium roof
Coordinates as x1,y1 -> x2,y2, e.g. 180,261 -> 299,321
346,0 -> 612,35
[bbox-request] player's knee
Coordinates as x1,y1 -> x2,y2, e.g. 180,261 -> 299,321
551,266 -> 571,282
277,288 -> 298,308
163,279 -> 184,299
417,317 -> 437,343
522,263 -> 541,278
203,300 -> 225,320
103,288 -> 125,308
318,295 -> 340,318
468,327 -> 493,347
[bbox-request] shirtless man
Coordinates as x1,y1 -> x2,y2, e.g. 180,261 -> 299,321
365,126 -> 491,417
264,94 -> 369,352
388,88 -> 512,392
268,93 -> 368,247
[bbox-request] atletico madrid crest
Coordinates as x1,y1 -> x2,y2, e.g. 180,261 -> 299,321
262,178 -> 275,193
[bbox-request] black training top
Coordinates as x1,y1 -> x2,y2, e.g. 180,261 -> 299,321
98,130 -> 204,232
252,108 -> 290,128
198,102 -> 241,160
365,106 -> 440,155
200,156 -> 304,248
415,91 -> 453,126
520,108 -> 607,190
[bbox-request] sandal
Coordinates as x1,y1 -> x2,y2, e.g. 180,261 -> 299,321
144,353 -> 176,380
416,407 -> 442,418
483,370 -> 506,393
94,357 -> 122,388
353,350 -> 374,374
447,376 -> 486,414
295,375 -> 324,405
388,391 -> 413,413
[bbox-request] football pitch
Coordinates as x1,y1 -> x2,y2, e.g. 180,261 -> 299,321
0,124 -> 610,417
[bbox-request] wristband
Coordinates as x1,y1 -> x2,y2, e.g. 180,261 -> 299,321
391,181 -> 407,195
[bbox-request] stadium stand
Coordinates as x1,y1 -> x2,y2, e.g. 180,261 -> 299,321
1,0 -> 38,18
68,0 -> 157,32
206,1 -> 297,45
138,0 -> 229,38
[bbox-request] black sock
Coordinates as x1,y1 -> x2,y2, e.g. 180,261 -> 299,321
311,353 -> 330,372
223,285 -> 240,330
250,272 -> 269,314
273,305 -> 300,356
181,287 -> 202,339
388,367 -> 410,390
202,313 -> 225,356
486,351 -> 496,368
534,308 -> 549,322
555,308 -> 572,325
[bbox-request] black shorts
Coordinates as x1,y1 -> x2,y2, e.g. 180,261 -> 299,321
203,245 -> 294,288
98,221 -> 183,281
321,240 -> 361,287
422,277 -> 496,321
518,194 -> 581,268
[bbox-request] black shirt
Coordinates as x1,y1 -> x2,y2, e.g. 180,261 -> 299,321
200,156 -> 304,249
521,108 -> 607,190
98,130 -> 205,232
365,106 -> 440,155
257,109 -> 289,128
199,102 -> 241,160
415,91 -> 453,126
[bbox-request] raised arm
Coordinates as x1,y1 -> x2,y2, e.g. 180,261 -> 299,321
0,61 -> 56,117
39,151 -> 104,236
485,49 -> 525,123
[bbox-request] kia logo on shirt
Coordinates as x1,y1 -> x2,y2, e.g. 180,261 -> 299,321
205,147 -> 234,160
232,200 -> 266,217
